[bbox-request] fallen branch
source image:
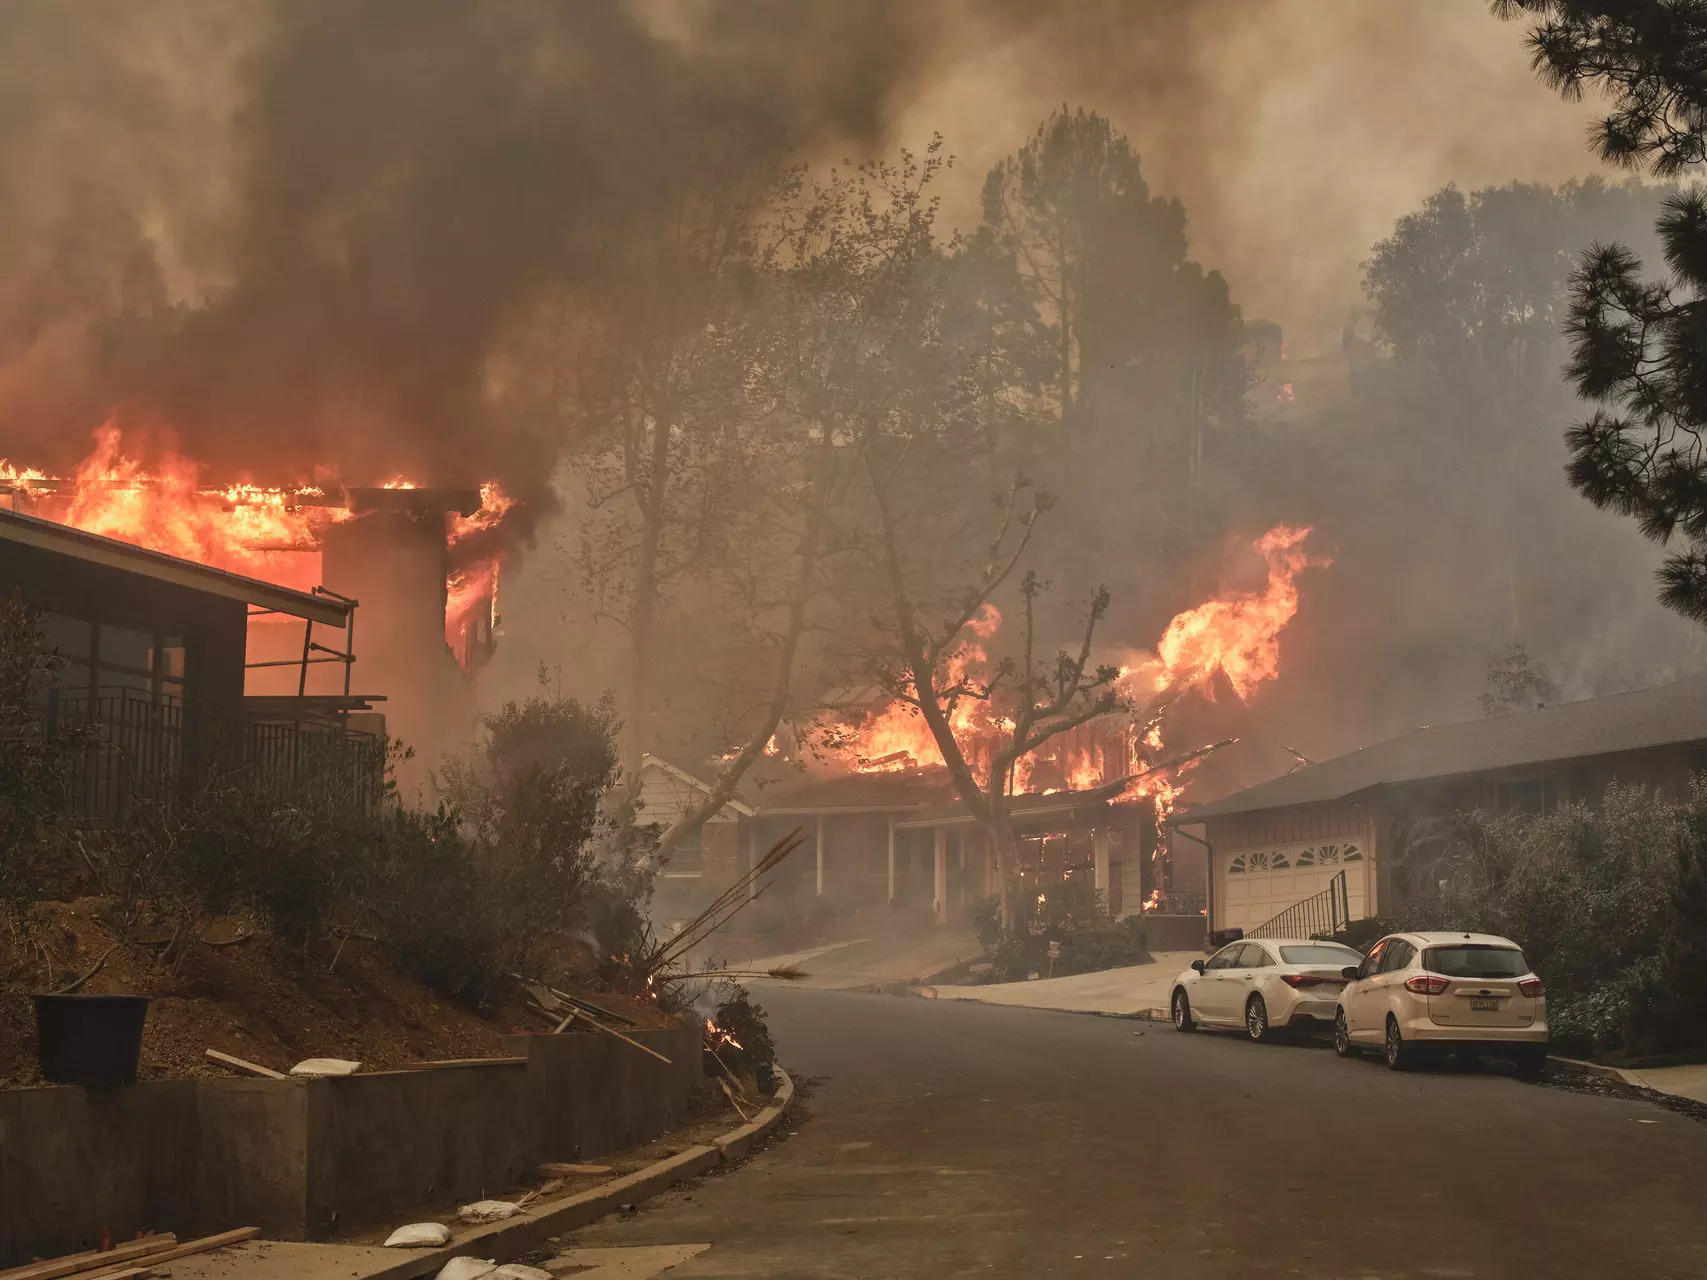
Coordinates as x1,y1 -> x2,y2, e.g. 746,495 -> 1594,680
53,944 -> 116,995
719,1076 -> 755,1123
658,965 -> 806,982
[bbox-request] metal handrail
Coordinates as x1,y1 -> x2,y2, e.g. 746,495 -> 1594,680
1245,869 -> 1349,941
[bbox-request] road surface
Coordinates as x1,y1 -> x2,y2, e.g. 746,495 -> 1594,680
561,987 -> 1707,1278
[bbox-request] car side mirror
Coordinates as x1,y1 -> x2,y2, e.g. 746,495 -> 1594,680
1191,960 -> 1206,974
1341,966 -> 1360,981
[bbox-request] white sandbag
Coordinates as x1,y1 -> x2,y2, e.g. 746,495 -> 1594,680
492,1267 -> 553,1280
436,1258 -> 496,1280
289,1057 -> 362,1077
383,1221 -> 453,1248
457,1198 -> 522,1224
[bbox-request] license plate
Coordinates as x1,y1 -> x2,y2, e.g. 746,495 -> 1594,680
1471,998 -> 1499,1011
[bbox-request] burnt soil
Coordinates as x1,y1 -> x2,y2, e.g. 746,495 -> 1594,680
1,897 -> 679,1088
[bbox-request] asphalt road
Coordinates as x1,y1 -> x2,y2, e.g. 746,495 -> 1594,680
564,987 -> 1707,1279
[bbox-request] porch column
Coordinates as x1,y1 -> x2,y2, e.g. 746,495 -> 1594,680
887,819 -> 898,903
815,815 -> 826,896
933,827 -> 949,924
1093,829 -> 1111,913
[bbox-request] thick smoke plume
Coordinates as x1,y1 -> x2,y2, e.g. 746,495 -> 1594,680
0,0 -> 946,505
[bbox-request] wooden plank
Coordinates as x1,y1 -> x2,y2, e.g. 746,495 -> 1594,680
91,1229 -> 259,1271
538,1162 -> 612,1178
1,1234 -> 177,1280
204,1049 -> 285,1079
0,1238 -> 174,1280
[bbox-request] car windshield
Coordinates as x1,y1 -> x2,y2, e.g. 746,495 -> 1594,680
1423,945 -> 1528,978
1278,945 -> 1362,965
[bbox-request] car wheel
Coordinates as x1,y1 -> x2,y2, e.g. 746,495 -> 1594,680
1333,1008 -> 1358,1058
1384,1015 -> 1412,1071
1171,988 -> 1196,1032
1245,993 -> 1270,1043
1513,1045 -> 1548,1081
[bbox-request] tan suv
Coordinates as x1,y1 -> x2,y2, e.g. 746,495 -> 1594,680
1333,931 -> 1548,1077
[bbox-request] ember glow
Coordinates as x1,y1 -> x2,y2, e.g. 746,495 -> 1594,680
3,424 -> 516,651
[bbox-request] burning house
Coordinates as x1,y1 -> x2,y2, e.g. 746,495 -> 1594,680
0,506 -> 384,817
642,525 -> 1327,945
3,428 -> 518,790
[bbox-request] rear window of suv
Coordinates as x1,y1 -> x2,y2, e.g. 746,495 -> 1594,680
1278,945 -> 1362,965
1423,945 -> 1528,978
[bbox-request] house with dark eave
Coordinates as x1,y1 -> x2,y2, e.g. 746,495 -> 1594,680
1170,676 -> 1707,937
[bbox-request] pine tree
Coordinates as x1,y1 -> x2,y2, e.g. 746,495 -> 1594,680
1495,2 -> 1707,619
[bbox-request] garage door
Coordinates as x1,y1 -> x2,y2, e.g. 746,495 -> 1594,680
1221,841 -> 1366,933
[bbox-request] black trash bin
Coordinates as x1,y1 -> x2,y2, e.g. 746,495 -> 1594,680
33,994 -> 150,1087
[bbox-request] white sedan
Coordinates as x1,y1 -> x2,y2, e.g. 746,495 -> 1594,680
1170,937 -> 1364,1042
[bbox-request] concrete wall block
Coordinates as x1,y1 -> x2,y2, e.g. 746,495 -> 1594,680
0,1080 -> 197,1267
302,1062 -> 532,1238
189,1078 -> 311,1240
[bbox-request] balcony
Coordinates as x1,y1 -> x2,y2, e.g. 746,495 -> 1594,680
46,686 -> 385,822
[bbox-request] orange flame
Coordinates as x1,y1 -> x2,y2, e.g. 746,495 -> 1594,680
17,424 -> 342,593
1123,525 -> 1327,704
9,425 -> 516,656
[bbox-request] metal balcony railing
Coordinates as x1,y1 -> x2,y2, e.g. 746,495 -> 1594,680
45,686 -> 385,822
1245,870 -> 1350,941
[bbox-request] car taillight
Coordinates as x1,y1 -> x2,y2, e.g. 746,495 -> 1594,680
1281,974 -> 1328,988
1518,977 -> 1545,997
1404,974 -> 1449,995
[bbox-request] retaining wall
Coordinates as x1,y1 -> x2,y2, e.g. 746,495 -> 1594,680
0,1022 -> 699,1266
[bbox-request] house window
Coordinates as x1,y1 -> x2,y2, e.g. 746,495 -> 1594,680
39,613 -> 186,703
667,832 -> 703,875
1497,776 -> 1558,817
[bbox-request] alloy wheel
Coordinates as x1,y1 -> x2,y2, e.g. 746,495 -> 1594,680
1385,1017 -> 1406,1070
1334,1009 -> 1354,1057
1172,990 -> 1194,1032
1245,995 -> 1267,1042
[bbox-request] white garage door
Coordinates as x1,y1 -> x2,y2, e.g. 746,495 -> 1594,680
1221,841 -> 1366,933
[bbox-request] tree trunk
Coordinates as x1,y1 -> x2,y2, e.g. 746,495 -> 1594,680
623,407 -> 676,794
656,469 -> 828,859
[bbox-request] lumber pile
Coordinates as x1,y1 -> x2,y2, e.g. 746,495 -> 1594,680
0,1228 -> 259,1280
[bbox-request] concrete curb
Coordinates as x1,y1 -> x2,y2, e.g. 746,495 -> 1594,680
1550,1054 -> 1639,1085
358,1067 -> 796,1280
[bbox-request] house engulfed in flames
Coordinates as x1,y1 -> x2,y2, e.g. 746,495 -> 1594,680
644,526 -> 1329,946
3,426 -> 519,805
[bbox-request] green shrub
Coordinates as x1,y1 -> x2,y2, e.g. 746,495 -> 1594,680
977,878 -> 1150,980
1397,781 -> 1703,1057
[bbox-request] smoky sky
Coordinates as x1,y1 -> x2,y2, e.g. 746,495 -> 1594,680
0,2 -> 1603,487
0,0 -> 948,495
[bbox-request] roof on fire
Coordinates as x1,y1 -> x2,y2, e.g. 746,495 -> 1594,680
893,775 -> 1134,830
1173,675 -> 1707,824
0,506 -> 352,627
754,766 -> 956,814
